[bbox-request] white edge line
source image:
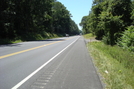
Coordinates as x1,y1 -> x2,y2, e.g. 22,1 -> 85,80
12,36 -> 79,89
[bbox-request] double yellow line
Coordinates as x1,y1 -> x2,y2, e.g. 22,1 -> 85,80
0,41 -> 61,59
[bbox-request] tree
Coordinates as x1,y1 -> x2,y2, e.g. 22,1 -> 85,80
80,0 -> 133,45
0,0 -> 53,41
79,16 -> 89,33
0,0 -> 79,43
70,19 -> 80,35
52,1 -> 79,35
117,1 -> 134,52
0,0 -> 16,39
131,1 -> 134,24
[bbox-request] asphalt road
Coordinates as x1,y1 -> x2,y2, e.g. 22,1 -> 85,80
0,36 -> 103,89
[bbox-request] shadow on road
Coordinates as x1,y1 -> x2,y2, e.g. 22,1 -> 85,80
0,43 -> 22,47
0,38 -> 66,47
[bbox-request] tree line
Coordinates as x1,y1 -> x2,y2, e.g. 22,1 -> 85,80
80,0 -> 134,52
0,0 -> 80,42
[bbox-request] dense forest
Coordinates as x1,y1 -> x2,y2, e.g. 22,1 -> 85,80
80,0 -> 134,52
0,0 -> 80,42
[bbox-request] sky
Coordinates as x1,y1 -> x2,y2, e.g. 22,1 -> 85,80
57,0 -> 93,30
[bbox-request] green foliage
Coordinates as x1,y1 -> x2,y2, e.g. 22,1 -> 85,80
100,13 -> 124,45
83,33 -> 95,39
80,0 -> 132,46
91,42 -> 134,70
0,0 -> 53,41
79,16 -> 90,33
117,26 -> 134,52
0,0 -> 80,44
131,1 -> 134,24
52,1 -> 79,35
88,42 -> 134,89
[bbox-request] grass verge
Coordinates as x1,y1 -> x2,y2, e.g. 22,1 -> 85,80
83,33 -> 95,39
87,42 -> 134,89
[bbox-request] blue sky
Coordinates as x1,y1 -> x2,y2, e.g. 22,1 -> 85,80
57,0 -> 93,30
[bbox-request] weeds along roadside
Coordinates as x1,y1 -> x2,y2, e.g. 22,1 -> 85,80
0,33 -> 62,45
84,34 -> 134,89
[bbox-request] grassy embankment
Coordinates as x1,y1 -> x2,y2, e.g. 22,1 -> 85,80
0,33 -> 61,45
83,33 -> 95,39
84,33 -> 134,89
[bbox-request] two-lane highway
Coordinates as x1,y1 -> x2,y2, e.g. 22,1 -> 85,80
0,36 -> 103,89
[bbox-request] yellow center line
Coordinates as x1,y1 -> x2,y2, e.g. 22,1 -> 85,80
0,41 -> 61,59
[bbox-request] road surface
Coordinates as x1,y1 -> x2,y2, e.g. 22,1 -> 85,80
0,36 -> 103,89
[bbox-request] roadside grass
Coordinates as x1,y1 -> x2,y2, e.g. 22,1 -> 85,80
12,40 -> 22,44
83,33 -> 95,39
87,42 -> 134,89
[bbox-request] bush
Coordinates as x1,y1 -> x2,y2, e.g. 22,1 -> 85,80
117,26 -> 134,52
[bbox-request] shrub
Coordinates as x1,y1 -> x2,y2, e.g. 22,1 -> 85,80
117,26 -> 134,52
